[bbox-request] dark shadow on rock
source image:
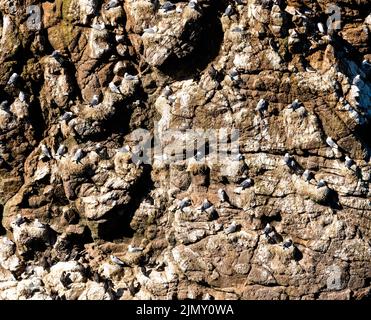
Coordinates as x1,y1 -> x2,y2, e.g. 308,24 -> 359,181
0,205 -> 6,235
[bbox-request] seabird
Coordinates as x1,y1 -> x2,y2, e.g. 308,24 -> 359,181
178,197 -> 191,211
316,179 -> 327,188
109,82 -> 121,94
233,153 -> 244,161
105,0 -> 120,10
218,188 -> 229,203
14,214 -> 26,227
124,72 -> 139,81
224,221 -> 238,235
302,169 -> 313,182
352,74 -> 364,87
2,237 -> 14,246
72,148 -> 85,163
283,153 -> 294,167
92,18 -> 105,30
128,245 -> 144,253
51,51 -> 65,65
188,0 -> 198,9
240,178 -> 253,189
143,26 -> 158,34
231,26 -> 244,33
60,111 -> 74,122
208,64 -> 218,79
0,101 -> 8,110
55,144 -> 66,159
163,86 -> 173,98
90,95 -> 100,106
317,22 -> 325,34
326,136 -> 338,149
344,156 -> 355,169
305,66 -> 316,73
229,68 -> 239,81
110,255 -> 126,267
282,239 -> 293,250
263,223 -> 273,236
198,199 -> 212,212
160,1 -> 176,12
40,144 -> 52,160
288,99 -> 300,110
33,218 -> 44,228
256,99 -> 269,114
224,5 -> 233,17
7,73 -> 19,85
19,91 -> 26,102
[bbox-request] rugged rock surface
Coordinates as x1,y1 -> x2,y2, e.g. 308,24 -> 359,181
0,0 -> 370,300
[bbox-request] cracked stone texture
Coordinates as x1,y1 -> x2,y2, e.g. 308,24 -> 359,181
0,0 -> 370,300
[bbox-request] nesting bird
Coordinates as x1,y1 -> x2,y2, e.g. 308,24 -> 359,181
72,149 -> 85,163
19,91 -> 26,103
224,221 -> 238,235
105,0 -> 120,10
109,82 -> 121,94
128,245 -> 144,253
229,68 -> 239,81
302,169 -> 313,182
90,95 -> 100,106
344,156 -> 355,169
124,72 -> 139,81
160,1 -> 176,13
14,214 -> 26,227
188,0 -> 198,9
288,99 -> 300,110
282,239 -> 293,250
0,101 -> 8,110
283,153 -> 294,167
51,50 -> 65,66
263,223 -> 273,236
33,218 -> 44,228
218,188 -> 229,203
40,144 -> 52,160
198,199 -> 212,212
60,111 -> 74,122
255,99 -> 269,115
317,22 -> 325,34
240,178 -> 253,189
143,26 -> 158,34
326,136 -> 338,149
316,179 -> 327,188
163,86 -> 173,99
55,144 -> 67,159
178,197 -> 191,211
224,5 -> 233,17
7,73 -> 19,85
110,255 -> 125,267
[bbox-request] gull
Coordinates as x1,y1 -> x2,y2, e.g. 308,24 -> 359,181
288,99 -> 300,110
0,101 -> 8,110
51,51 -> 65,65
92,18 -> 105,30
198,199 -> 212,212
55,144 -> 66,159
124,72 -> 139,81
7,73 -> 19,85
231,26 -> 243,33
224,221 -> 238,235
283,153 -> 294,168
143,26 -> 158,34
282,239 -> 293,250
110,255 -> 126,267
233,153 -> 244,161
326,136 -> 338,149
306,66 -> 316,73
240,178 -> 253,189
263,223 -> 273,236
255,99 -> 268,114
188,0 -> 198,9
2,237 -> 14,246
229,68 -> 239,81
72,148 -> 84,163
163,86 -> 173,98
109,82 -> 121,94
60,111 -> 74,122
90,95 -> 100,106
14,214 -> 26,227
105,0 -> 120,10
352,75 -> 364,87
302,169 -> 313,182
160,1 -> 176,13
178,197 -> 191,211
344,156 -> 355,169
316,179 -> 327,188
40,144 -> 52,160
218,188 -> 229,203
128,245 -> 144,253
224,5 -> 233,17
317,22 -> 325,34
19,91 -> 26,102
33,218 -> 44,228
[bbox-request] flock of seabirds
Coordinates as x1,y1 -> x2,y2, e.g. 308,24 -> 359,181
0,0 -> 370,294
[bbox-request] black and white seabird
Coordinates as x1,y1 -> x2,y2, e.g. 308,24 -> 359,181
263,223 -> 273,236
218,188 -> 229,203
163,86 -> 173,98
188,0 -> 198,9
55,144 -> 66,159
51,50 -> 66,66
14,214 -> 26,227
283,153 -> 293,167
72,148 -> 85,163
344,156 -> 355,169
19,91 -> 26,102
224,5 -> 233,17
317,22 -> 325,34
288,99 -> 300,110
90,95 -> 100,106
224,221 -> 238,235
0,101 -> 9,110
160,1 -> 176,12
326,136 -> 338,149
109,82 -> 121,94
143,26 -> 158,34
128,245 -> 144,253
60,111 -> 74,122
110,255 -> 126,267
105,0 -> 120,10
178,197 -> 191,211
198,199 -> 212,212
302,169 -> 313,182
40,144 -> 52,160
240,178 -> 253,189
255,99 -> 269,115
7,73 -> 19,85
282,239 -> 293,250
124,72 -> 139,81
316,179 -> 327,188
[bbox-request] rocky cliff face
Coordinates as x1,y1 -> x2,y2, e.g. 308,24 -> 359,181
0,0 -> 370,300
